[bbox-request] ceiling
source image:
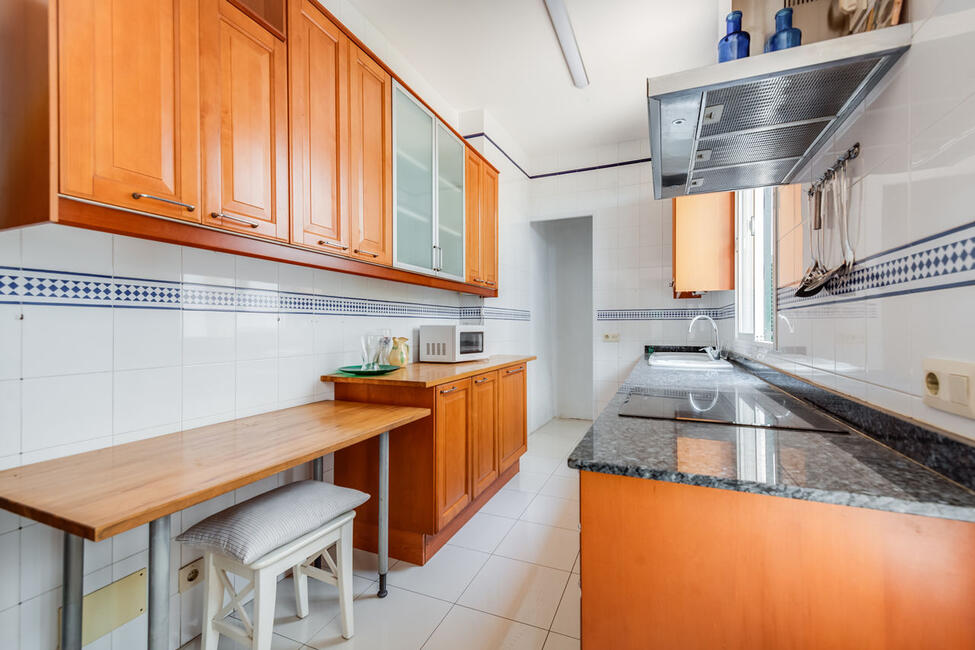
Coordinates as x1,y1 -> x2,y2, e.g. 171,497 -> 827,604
349,0 -> 721,168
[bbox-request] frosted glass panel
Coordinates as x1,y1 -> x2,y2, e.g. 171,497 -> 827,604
395,88 -> 434,271
437,125 -> 465,279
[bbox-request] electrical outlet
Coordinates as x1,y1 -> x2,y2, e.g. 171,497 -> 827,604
603,333 -> 620,342
178,558 -> 204,594
922,359 -> 975,419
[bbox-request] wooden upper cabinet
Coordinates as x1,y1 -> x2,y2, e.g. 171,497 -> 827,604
464,148 -> 482,283
435,379 -> 471,531
348,45 -> 392,265
498,364 -> 527,473
470,371 -> 500,499
479,165 -> 499,289
59,0 -> 201,222
200,0 -> 289,240
464,150 -> 498,289
289,0 -> 350,253
672,192 -> 735,294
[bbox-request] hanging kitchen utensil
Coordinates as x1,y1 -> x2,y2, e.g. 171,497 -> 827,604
836,159 -> 855,270
795,183 -> 829,297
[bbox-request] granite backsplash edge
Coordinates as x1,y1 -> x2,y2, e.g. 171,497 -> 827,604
727,352 -> 975,491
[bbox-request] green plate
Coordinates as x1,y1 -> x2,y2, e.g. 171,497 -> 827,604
337,365 -> 401,376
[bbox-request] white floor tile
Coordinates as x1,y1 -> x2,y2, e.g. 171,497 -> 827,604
538,475 -> 579,501
388,545 -> 489,602
305,585 -> 450,649
352,548 -> 399,580
570,553 -> 580,575
520,495 -> 580,531
502,471 -> 549,494
518,456 -> 560,476
447,513 -> 516,554
458,556 -> 569,629
234,575 -> 373,645
480,489 -> 535,519
543,632 -> 580,650
524,435 -> 577,460
178,630 -> 302,649
423,605 -> 547,650
494,521 -> 579,572
550,576 -> 580,639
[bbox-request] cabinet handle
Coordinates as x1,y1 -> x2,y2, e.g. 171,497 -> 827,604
472,277 -> 484,283
211,212 -> 259,228
505,367 -> 524,375
440,386 -> 458,394
318,240 -> 349,251
355,248 -> 379,258
131,193 -> 195,212
474,377 -> 489,384
485,280 -> 496,286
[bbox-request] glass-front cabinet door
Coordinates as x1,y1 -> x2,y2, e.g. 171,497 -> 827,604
436,124 -> 466,280
393,82 -> 465,279
393,86 -> 435,273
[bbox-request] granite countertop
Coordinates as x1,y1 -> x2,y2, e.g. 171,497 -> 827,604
568,356 -> 975,522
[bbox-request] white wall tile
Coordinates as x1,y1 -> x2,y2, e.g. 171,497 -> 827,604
183,311 -> 235,365
181,247 -> 235,286
113,235 -> 181,282
22,306 -> 113,378
114,309 -> 181,371
279,313 -> 314,357
0,530 -> 19,610
19,524 -> 61,601
19,588 -> 59,650
0,605 -> 18,650
236,257 -> 278,290
235,312 -> 278,361
22,224 -> 113,275
113,367 -> 181,436
235,359 -> 278,416
182,363 -> 235,423
0,228 -> 20,267
0,305 -> 22,381
21,372 -> 112,453
0,380 -> 21,457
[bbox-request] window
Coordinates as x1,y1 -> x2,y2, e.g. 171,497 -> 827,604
736,187 -> 776,344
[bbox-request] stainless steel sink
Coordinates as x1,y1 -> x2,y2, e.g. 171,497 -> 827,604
648,352 -> 733,370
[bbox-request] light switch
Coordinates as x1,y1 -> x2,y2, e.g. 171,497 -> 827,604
949,373 -> 969,406
602,333 -> 620,342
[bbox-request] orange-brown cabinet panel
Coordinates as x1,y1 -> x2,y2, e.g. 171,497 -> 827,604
498,364 -> 527,473
672,192 -> 735,293
464,148 -> 482,284
59,0 -> 201,221
470,371 -> 499,499
289,0 -> 350,253
348,45 -> 392,265
200,0 -> 289,240
479,164 -> 499,289
435,380 -> 471,531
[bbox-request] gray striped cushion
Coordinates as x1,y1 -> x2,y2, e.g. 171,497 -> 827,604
176,480 -> 369,564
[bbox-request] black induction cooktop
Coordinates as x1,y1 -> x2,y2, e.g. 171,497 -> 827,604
618,385 -> 847,433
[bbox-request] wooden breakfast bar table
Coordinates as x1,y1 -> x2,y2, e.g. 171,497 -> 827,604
0,400 -> 430,650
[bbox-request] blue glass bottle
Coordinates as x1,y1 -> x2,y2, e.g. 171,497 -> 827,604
718,11 -> 750,62
764,8 -> 801,53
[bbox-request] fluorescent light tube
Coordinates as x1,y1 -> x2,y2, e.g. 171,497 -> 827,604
544,0 -> 589,89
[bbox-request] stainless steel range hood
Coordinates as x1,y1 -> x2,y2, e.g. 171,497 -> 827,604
647,24 -> 911,199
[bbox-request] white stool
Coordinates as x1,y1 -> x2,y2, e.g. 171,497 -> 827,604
177,480 -> 369,650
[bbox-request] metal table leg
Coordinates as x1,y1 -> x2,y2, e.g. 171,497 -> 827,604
61,533 -> 84,650
148,516 -> 171,650
313,456 -> 324,569
378,430 -> 389,598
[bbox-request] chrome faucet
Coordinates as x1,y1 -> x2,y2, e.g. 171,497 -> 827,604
688,315 -> 721,361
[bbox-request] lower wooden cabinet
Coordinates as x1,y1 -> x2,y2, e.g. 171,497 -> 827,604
498,363 -> 528,473
470,371 -> 500,499
435,379 -> 472,530
332,361 -> 529,565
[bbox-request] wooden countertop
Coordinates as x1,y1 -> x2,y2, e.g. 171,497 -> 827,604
321,355 -> 536,388
0,401 -> 429,541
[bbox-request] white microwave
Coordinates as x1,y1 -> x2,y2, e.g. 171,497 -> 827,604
419,325 -> 488,363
